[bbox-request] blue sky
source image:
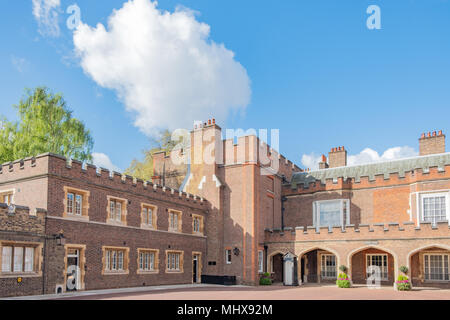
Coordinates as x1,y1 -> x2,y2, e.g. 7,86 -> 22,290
1,0 -> 449,171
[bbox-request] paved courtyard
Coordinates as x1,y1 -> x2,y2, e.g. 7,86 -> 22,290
61,284 -> 450,300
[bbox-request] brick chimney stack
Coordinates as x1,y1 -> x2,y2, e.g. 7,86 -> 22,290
328,146 -> 347,168
319,154 -> 329,170
419,130 -> 445,156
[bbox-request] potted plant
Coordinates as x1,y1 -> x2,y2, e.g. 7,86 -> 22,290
336,265 -> 351,288
259,272 -> 272,285
396,266 -> 411,291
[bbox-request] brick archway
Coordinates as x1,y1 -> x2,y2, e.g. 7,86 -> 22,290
348,245 -> 398,286
298,247 -> 340,284
408,244 -> 450,288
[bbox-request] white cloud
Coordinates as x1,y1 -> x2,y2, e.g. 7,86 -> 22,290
301,146 -> 418,171
92,152 -> 121,172
73,0 -> 251,136
32,0 -> 61,37
11,55 -> 29,73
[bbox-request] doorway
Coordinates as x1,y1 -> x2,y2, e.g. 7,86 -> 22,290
192,253 -> 201,283
66,249 -> 80,291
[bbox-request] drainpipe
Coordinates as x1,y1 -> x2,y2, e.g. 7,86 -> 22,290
281,196 -> 287,230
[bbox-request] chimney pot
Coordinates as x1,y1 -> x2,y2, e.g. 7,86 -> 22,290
433,131 -> 437,137
427,132 -> 431,138
438,130 -> 443,136
421,133 -> 425,139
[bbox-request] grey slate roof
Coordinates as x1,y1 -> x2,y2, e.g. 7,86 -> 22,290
290,152 -> 450,189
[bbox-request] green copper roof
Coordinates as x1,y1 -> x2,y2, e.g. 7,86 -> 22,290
290,152 -> 450,188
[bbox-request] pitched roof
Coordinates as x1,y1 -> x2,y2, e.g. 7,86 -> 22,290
290,152 -> 450,188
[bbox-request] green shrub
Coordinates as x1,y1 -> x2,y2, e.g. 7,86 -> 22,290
399,266 -> 409,274
259,277 -> 272,286
339,265 -> 348,273
336,273 -> 351,288
396,274 -> 411,291
263,272 -> 271,278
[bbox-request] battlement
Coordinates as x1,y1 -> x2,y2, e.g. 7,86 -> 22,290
265,220 -> 450,243
0,203 -> 46,235
0,153 -> 207,209
287,154 -> 450,195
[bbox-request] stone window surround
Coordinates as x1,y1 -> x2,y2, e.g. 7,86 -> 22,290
192,214 -> 204,235
137,248 -> 159,274
63,186 -> 90,221
168,209 -> 182,233
416,190 -> 450,226
140,203 -> 158,230
0,241 -> 43,278
106,196 -> 128,226
165,250 -> 184,273
102,246 -> 130,275
0,189 -> 15,205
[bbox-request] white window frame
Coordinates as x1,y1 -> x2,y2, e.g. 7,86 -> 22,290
366,254 -> 388,281
423,253 -> 449,282
320,254 -> 337,279
0,189 -> 15,205
418,191 -> 450,226
313,199 -> 350,231
225,249 -> 232,265
258,250 -> 264,273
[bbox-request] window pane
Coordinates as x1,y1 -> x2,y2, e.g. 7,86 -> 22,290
319,201 -> 342,227
24,247 -> 34,272
13,247 -> 24,272
2,246 -> 12,272
116,202 -> 122,221
75,195 -> 82,215
67,193 -> 74,214
110,201 -> 115,220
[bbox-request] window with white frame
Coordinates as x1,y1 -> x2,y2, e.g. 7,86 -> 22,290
321,254 -> 337,279
139,250 -> 157,272
424,254 -> 449,281
0,191 -> 14,205
169,210 -> 181,232
104,248 -> 126,272
420,192 -> 449,226
108,197 -> 126,223
1,245 -> 36,273
225,249 -> 232,264
167,251 -> 182,271
366,254 -> 388,280
258,250 -> 264,273
192,215 -> 203,234
313,199 -> 350,230
142,205 -> 156,228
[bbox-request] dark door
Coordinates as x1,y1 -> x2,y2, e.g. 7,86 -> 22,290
193,256 -> 198,283
301,257 -> 305,283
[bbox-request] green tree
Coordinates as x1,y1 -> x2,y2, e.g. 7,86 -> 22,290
0,87 -> 93,163
124,129 -> 179,181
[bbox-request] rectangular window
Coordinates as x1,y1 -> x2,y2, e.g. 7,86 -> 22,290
422,194 -> 448,225
67,193 -> 74,215
169,210 -> 181,232
321,254 -> 337,279
258,250 -> 264,273
1,192 -> 13,205
226,249 -> 232,264
424,254 -> 449,281
75,194 -> 83,216
139,251 -> 156,271
367,254 -> 388,281
141,205 -> 156,228
104,248 -> 127,272
192,215 -> 203,234
1,245 -> 36,273
108,198 -> 126,223
313,199 -> 350,230
167,252 -> 181,271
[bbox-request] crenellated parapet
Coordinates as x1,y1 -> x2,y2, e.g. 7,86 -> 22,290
264,221 -> 450,243
0,203 -> 46,235
0,153 -> 208,210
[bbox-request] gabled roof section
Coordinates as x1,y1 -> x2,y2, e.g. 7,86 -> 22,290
290,152 -> 450,188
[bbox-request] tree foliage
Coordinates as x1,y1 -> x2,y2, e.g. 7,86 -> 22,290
124,129 -> 177,181
0,87 -> 93,163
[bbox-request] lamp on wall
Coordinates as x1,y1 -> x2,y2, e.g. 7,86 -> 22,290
233,247 -> 240,256
55,231 -> 65,246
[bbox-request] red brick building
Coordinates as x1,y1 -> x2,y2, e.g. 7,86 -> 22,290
0,121 -> 449,297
